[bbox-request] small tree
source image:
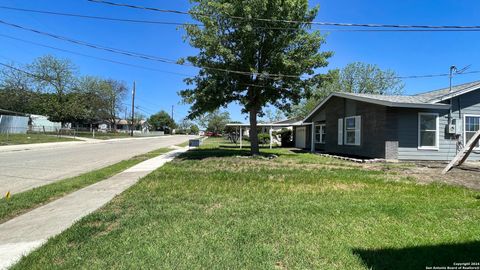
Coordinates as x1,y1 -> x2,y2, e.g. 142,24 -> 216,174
190,124 -> 200,135
199,110 -> 230,134
102,79 -> 128,131
149,111 -> 176,133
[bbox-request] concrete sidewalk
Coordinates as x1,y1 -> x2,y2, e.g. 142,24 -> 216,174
0,147 -> 188,269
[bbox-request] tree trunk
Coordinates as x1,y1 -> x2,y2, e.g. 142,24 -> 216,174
249,109 -> 260,155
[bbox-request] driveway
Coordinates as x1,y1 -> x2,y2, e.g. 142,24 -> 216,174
0,135 -> 196,195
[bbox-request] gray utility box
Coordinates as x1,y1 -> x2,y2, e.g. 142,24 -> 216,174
189,139 -> 201,147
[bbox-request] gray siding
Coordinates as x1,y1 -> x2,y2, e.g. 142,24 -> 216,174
299,89 -> 480,161
396,90 -> 480,161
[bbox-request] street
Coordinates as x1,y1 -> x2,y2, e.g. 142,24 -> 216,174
0,135 -> 196,195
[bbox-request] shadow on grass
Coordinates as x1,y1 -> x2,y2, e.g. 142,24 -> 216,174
353,241 -> 480,270
177,145 -> 287,160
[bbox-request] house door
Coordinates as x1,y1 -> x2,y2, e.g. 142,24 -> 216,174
295,127 -> 306,148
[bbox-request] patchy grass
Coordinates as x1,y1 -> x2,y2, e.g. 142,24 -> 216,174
0,133 -> 76,146
74,131 -> 131,140
13,138 -> 480,269
0,148 -> 171,224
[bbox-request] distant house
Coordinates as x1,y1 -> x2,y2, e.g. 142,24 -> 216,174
294,81 -> 480,161
97,119 -> 150,133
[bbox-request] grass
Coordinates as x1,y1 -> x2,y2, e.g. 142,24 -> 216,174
0,133 -> 76,146
74,131 -> 131,140
13,138 -> 480,269
0,148 -> 171,224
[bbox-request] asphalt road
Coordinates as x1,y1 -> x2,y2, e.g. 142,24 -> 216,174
0,135 -> 196,195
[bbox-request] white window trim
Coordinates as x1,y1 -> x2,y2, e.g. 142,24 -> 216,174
418,112 -> 439,150
463,114 -> 480,150
344,116 -> 361,146
315,123 -> 326,144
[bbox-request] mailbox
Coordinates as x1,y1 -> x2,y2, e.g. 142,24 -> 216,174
189,139 -> 201,147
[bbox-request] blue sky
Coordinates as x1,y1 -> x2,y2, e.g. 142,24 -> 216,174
1,0 -> 479,122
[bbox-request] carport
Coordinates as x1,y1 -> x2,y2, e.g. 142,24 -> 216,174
225,121 -> 307,149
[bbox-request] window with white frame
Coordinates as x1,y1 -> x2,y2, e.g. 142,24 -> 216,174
418,113 -> 439,149
315,124 -> 326,144
344,116 -> 361,146
464,115 -> 480,147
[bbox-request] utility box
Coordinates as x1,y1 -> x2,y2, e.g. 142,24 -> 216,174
189,139 -> 201,147
447,119 -> 458,134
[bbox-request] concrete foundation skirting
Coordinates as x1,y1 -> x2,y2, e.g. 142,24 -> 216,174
315,153 -> 386,163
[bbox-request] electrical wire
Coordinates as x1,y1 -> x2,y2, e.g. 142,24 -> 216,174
0,19 -> 302,79
88,0 -> 480,30
4,5 -> 480,32
0,33 -> 194,77
0,5 -> 201,27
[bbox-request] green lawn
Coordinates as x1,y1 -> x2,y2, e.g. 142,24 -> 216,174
0,133 -> 76,146
13,138 -> 480,269
0,148 -> 171,224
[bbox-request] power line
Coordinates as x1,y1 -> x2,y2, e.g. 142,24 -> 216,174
0,5 -> 201,27
88,0 -> 480,30
0,19 -> 301,79
3,5 -> 480,32
0,33 -> 194,77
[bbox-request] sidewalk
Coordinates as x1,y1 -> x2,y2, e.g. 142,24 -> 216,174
0,147 -> 188,269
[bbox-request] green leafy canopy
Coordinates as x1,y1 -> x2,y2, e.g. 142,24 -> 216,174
180,0 -> 332,118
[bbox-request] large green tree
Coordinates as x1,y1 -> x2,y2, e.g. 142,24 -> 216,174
28,55 -> 78,124
180,0 -> 331,155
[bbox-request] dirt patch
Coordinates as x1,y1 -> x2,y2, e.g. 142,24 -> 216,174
283,182 -> 367,193
205,203 -> 222,214
367,161 -> 480,190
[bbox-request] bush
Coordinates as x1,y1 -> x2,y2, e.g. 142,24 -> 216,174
278,128 -> 293,147
258,133 -> 270,145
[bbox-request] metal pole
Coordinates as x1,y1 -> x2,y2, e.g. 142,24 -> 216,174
240,126 -> 243,149
311,122 -> 315,153
269,127 -> 272,149
130,81 -> 136,137
449,66 -> 456,121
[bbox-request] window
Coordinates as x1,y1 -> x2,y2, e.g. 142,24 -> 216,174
344,116 -> 361,146
315,124 -> 326,144
464,115 -> 480,148
418,113 -> 439,150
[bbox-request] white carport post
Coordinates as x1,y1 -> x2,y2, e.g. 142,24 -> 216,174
311,122 -> 315,153
269,126 -> 273,149
239,126 -> 243,149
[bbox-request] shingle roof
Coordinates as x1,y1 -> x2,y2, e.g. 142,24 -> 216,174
414,80 -> 480,102
340,93 -> 431,104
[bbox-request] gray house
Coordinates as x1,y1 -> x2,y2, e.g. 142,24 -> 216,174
294,81 -> 480,161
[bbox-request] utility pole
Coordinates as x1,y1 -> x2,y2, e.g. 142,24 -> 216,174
449,65 -> 457,121
171,105 -> 174,121
130,81 -> 136,137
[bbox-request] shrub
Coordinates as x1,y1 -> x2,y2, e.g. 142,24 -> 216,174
278,128 -> 293,147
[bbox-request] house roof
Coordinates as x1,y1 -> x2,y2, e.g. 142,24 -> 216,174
302,80 -> 480,122
414,80 -> 480,102
303,91 -> 451,122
